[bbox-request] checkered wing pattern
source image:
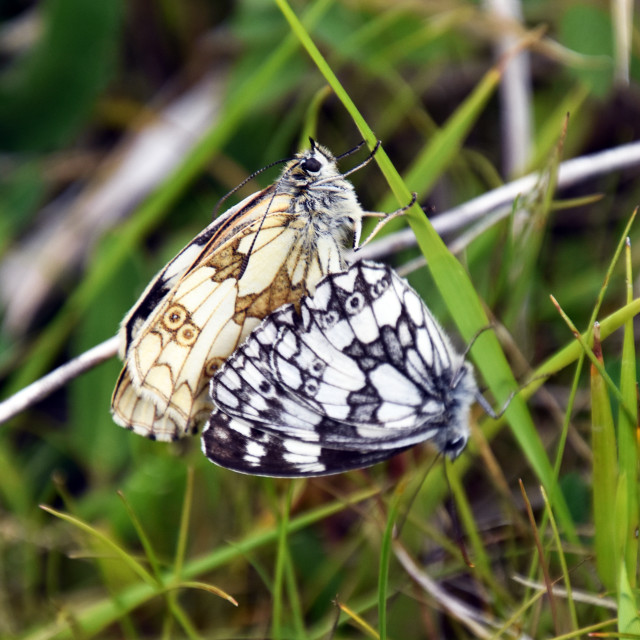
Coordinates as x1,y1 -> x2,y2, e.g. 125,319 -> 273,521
202,261 -> 478,477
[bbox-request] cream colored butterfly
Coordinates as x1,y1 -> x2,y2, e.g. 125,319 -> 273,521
112,139 -> 400,441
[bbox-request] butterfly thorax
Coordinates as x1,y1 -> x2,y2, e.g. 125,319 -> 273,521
276,144 -> 363,250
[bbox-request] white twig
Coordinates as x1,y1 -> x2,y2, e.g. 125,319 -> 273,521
483,0 -> 533,177
357,140 -> 640,261
511,574 -> 617,610
0,336 -> 119,425
612,0 -> 632,85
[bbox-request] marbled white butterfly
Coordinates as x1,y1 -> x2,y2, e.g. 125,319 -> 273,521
112,140 -> 386,441
202,260 -> 478,477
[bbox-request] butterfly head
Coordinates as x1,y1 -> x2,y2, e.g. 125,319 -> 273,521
435,363 -> 478,460
281,140 -> 342,188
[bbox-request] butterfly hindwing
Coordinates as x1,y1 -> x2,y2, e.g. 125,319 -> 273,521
210,309 -> 373,448
203,409 -> 411,477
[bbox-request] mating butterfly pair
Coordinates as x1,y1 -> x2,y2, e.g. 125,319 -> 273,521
112,141 -> 478,477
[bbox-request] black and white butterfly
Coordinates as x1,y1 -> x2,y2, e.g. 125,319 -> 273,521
201,260 -> 480,477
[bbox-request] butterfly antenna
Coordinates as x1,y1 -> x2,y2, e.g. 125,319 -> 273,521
311,140 -> 382,189
335,139 -> 366,160
339,140 -> 381,179
458,323 -> 518,419
460,324 -> 495,361
212,157 -> 292,219
237,140 -> 378,277
237,157 -> 299,279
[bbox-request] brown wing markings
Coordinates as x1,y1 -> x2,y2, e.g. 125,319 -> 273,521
204,356 -> 227,377
192,191 -> 292,271
208,245 -> 244,282
114,192 -> 275,355
165,313 -> 254,429
159,303 -> 200,347
158,278 -> 241,421
119,215 -> 323,431
207,215 -> 293,284
232,265 -> 304,325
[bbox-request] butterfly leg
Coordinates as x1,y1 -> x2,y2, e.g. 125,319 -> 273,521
358,192 -> 418,248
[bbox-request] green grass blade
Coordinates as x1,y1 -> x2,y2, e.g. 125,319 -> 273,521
272,482 -> 294,640
519,480 -> 560,634
501,117 -> 566,330
28,487 -> 380,640
283,544 -> 306,639
336,600 -> 380,639
540,486 -> 579,631
275,0 -> 376,148
533,298 -> 640,382
590,325 -> 618,591
551,298 -> 634,422
117,491 -> 164,585
40,505 -> 158,588
174,466 -> 194,580
416,294 -> 640,529
383,68 -> 502,207
447,460 -> 504,598
163,581 -> 238,606
618,562 -> 640,635
163,466 -> 195,639
618,236 -> 639,584
546,209 -> 639,482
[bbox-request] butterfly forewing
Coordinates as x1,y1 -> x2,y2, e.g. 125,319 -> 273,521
112,143 -> 368,440
203,260 -> 478,477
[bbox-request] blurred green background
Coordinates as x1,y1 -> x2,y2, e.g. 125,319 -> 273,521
1,0 -> 640,638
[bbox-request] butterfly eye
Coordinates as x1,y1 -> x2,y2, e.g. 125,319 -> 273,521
302,157 -> 322,173
442,434 -> 468,459
345,292 -> 365,314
